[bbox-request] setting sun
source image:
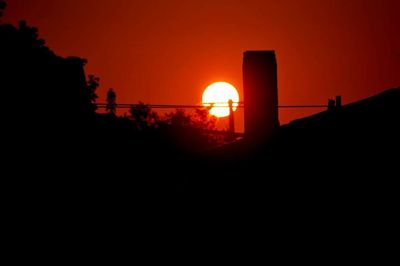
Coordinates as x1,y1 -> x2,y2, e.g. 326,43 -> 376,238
202,82 -> 239,118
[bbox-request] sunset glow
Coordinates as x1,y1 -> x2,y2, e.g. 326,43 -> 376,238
3,0 -> 400,129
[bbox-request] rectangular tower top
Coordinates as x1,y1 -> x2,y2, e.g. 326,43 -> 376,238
244,50 -> 276,56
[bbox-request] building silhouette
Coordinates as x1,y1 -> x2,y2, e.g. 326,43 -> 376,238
243,51 -> 280,147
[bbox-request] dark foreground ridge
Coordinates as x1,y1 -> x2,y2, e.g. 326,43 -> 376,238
1,19 -> 398,231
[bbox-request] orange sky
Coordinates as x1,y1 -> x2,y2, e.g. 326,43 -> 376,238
4,0 -> 400,131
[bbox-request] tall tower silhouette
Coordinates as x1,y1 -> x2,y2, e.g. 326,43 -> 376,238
243,51 -> 279,146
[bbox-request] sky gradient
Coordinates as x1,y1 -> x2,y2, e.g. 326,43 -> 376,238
3,0 -> 400,129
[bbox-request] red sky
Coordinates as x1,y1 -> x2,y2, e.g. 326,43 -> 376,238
3,0 -> 400,130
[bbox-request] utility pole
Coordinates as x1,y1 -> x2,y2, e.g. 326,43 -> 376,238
229,99 -> 235,133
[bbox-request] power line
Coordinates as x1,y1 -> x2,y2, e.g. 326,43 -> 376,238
278,105 -> 328,108
96,103 -> 328,109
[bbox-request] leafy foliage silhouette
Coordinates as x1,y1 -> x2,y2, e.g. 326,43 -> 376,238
129,102 -> 159,130
87,74 -> 100,112
127,103 -> 222,152
0,17 -> 102,159
106,88 -> 117,115
0,0 -> 6,18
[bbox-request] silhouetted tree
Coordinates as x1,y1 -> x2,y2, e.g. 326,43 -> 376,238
18,20 -> 46,49
0,0 -> 6,18
162,108 -> 222,150
192,108 -> 217,130
164,108 -> 217,130
129,102 -> 159,130
87,75 -> 99,112
1,18 -> 95,121
164,109 -> 192,128
106,88 -> 117,115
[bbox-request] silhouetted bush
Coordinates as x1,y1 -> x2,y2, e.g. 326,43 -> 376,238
0,0 -> 6,18
129,102 -> 160,130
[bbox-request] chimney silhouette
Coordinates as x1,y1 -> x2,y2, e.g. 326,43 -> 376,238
243,51 -> 279,146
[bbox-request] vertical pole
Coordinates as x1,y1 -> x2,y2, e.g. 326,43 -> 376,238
336,96 -> 342,108
229,99 -> 235,133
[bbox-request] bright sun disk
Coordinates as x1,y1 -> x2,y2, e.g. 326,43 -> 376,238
202,82 -> 239,118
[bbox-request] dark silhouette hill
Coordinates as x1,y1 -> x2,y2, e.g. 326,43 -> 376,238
275,87 -> 400,168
